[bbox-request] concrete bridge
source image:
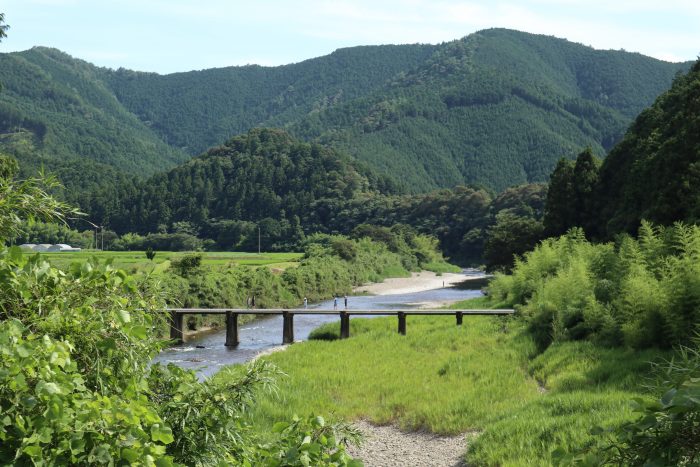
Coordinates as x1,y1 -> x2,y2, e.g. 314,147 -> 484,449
167,308 -> 515,346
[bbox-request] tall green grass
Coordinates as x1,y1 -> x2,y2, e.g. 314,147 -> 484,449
240,302 -> 670,465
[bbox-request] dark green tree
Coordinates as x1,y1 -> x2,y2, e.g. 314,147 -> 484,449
572,148 -> 601,232
543,149 -> 601,237
0,13 -> 8,41
543,158 -> 575,236
483,212 -> 545,270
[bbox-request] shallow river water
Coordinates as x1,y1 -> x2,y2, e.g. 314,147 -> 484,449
152,272 -> 487,378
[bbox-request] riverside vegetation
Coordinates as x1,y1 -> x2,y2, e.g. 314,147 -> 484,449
248,222 -> 700,465
0,153 -> 368,465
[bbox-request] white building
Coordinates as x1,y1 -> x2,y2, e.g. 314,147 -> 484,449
47,244 -> 82,252
19,243 -> 81,252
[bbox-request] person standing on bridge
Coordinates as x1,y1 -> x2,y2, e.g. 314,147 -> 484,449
344,295 -> 348,309
333,296 -> 338,310
303,297 -> 308,309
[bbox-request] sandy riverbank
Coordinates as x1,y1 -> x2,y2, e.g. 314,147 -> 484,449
353,271 -> 481,296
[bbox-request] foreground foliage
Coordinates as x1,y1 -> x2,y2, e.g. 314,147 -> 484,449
490,224 -> 700,464
0,247 -> 362,465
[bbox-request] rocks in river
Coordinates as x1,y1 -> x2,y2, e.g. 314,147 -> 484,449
195,345 -> 206,349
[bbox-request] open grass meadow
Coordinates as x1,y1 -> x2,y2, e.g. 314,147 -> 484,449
238,297 -> 672,465
34,250 -> 303,274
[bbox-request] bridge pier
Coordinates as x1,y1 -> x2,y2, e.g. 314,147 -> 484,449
456,312 -> 463,325
225,311 -> 239,347
283,311 -> 295,344
169,310 -> 184,344
340,311 -> 350,339
398,312 -> 406,335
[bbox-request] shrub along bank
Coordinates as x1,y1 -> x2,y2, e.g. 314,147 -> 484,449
0,247 -> 362,465
160,230 -> 458,310
486,221 -> 700,465
489,221 -> 700,351
245,222 -> 700,464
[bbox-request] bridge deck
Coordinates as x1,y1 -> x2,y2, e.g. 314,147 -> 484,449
166,308 -> 515,345
168,308 -> 513,316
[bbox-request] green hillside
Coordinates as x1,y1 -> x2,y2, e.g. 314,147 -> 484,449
291,29 -> 690,191
101,44 -> 437,155
0,47 -> 188,174
591,60 -> 700,237
106,128 -> 394,249
104,28 -> 690,191
0,29 -> 690,197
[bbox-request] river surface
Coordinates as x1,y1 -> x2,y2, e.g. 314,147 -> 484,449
152,272 -> 487,378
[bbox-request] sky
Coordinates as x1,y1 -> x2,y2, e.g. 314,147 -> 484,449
1,0 -> 699,74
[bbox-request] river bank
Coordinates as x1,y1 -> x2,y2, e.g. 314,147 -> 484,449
353,271 -> 480,296
154,271 -> 485,377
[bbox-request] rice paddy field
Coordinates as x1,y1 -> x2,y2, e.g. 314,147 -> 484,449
34,250 -> 302,274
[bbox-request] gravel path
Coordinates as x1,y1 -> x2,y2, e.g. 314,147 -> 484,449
346,420 -> 474,467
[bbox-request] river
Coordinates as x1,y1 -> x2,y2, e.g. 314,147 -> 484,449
152,272 -> 488,378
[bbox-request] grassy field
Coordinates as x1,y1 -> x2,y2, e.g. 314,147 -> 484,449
238,297 -> 671,465
34,250 -> 302,274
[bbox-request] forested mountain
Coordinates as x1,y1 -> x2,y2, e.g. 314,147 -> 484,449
0,47 -> 188,174
101,44 -> 437,155
591,60 -> 700,237
106,128 -> 395,249
290,29 -> 691,191
0,29 -> 690,197
102,128 -> 545,264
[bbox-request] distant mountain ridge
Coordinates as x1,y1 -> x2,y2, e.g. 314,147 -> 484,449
0,28 -> 691,196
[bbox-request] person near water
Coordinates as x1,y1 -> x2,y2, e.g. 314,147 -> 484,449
251,295 -> 256,308
344,295 -> 348,309
303,297 -> 308,309
333,296 -> 338,310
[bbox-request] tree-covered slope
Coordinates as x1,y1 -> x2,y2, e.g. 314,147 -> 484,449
0,47 -> 188,175
291,29 -> 690,191
592,60 -> 700,237
101,44 -> 437,154
0,29 -> 690,195
107,128 -> 394,240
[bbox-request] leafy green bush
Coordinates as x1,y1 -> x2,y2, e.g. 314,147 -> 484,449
252,415 -> 362,467
490,222 -> 700,350
0,246 -> 362,465
170,252 -> 203,277
0,247 -> 174,465
0,319 -> 171,465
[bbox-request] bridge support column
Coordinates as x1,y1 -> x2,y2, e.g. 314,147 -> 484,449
169,311 -> 184,344
225,311 -> 239,347
283,311 -> 295,344
456,312 -> 463,326
340,311 -> 350,339
398,312 -> 406,335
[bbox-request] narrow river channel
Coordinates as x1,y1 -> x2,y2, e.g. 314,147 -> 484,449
152,272 -> 488,378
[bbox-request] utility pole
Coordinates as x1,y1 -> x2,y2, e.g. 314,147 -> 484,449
258,225 -> 261,254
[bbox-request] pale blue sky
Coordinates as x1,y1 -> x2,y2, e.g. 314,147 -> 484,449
1,0 -> 698,74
